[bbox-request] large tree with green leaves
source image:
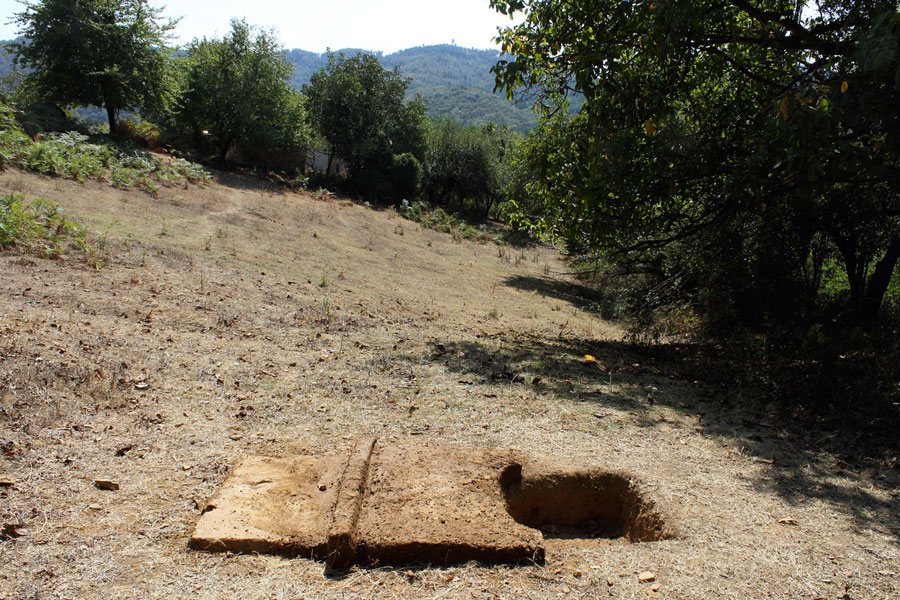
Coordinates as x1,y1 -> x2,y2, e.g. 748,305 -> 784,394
9,0 -> 176,135
423,119 -> 519,218
304,52 -> 427,201
174,20 -> 311,162
492,1 -> 900,325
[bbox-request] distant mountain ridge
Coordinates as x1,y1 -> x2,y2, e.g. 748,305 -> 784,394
1,41 -> 538,133
288,44 -> 539,133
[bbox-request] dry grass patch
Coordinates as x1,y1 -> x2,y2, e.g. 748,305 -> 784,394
0,167 -> 897,599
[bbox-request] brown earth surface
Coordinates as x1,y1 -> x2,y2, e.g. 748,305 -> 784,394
0,167 -> 898,599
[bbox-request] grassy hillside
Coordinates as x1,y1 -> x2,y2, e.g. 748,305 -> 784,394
2,161 -> 898,599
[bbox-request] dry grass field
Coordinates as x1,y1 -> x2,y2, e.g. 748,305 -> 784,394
1,167 -> 898,599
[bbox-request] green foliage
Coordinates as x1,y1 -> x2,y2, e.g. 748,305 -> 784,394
0,193 -> 80,259
413,85 -> 536,134
304,52 -> 427,202
8,0 -> 177,135
0,100 -> 210,191
285,45 -> 539,133
174,20 -> 312,162
492,0 -> 900,328
423,120 -> 520,218
398,199 -> 493,242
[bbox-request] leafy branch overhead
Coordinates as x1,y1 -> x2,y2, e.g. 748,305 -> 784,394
491,0 -> 900,324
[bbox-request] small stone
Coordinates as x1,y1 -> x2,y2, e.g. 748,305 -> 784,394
0,477 -> 15,487
638,571 -> 656,583
229,433 -> 243,441
88,504 -> 103,511
94,479 -> 120,491
651,583 -> 661,592
607,577 -> 615,586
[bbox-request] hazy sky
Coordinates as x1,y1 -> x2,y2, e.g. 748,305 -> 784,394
0,0 -> 522,54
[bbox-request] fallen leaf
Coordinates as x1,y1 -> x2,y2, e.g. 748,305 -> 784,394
1,523 -> 25,539
114,444 -> 134,457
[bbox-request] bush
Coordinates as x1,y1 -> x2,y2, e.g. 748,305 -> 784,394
0,98 -> 211,192
422,120 -> 519,218
117,118 -> 162,150
0,193 -> 81,259
388,153 -> 422,200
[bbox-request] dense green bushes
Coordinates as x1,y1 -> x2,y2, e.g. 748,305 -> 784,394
0,97 -> 210,192
0,193 -> 104,265
304,52 -> 428,203
421,120 -> 519,219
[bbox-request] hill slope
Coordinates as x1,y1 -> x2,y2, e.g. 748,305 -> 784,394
1,165 -> 897,599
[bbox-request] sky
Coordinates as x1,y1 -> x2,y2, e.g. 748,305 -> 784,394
0,0 -> 522,54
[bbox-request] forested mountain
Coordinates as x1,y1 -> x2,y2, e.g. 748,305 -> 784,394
286,45 -> 538,132
2,41 -> 536,132
0,39 -> 21,92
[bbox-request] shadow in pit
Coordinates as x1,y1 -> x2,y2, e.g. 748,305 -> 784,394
424,331 -> 900,546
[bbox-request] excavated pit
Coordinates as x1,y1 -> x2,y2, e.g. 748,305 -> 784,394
500,463 -> 671,543
190,439 -> 674,569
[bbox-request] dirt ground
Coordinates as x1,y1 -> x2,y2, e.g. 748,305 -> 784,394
0,168 -> 898,599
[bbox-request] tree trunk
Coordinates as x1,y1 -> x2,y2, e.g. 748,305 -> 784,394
858,237 -> 900,322
105,102 -> 117,137
220,136 -> 234,165
327,144 -> 336,175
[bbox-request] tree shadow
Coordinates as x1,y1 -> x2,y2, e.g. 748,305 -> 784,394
420,326 -> 900,546
504,274 -> 631,320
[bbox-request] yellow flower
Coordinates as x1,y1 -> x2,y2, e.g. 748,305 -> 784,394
584,355 -> 596,362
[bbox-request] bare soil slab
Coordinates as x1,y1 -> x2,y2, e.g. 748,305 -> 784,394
189,455 -> 344,559
190,438 -> 671,568
356,443 -> 545,566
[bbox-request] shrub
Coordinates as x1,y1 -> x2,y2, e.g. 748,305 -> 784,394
0,193 -> 79,258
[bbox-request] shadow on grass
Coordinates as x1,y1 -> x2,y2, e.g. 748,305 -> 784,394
504,274 -> 634,321
421,322 -> 900,546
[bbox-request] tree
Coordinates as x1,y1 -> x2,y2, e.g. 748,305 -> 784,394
304,51 -> 427,201
492,1 -> 900,325
9,0 -> 176,136
174,20 -> 311,162
423,119 -> 519,218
